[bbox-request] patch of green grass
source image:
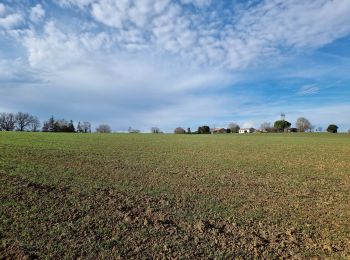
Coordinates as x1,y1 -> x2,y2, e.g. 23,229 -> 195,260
1,132 -> 349,258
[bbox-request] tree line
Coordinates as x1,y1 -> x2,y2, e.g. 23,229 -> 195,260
0,112 -> 343,134
0,112 -> 40,132
0,112 -> 94,133
172,117 -> 340,134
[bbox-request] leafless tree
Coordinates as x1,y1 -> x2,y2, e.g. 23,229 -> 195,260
174,127 -> 186,134
15,112 -> 39,131
96,124 -> 111,133
296,117 -> 313,132
151,127 -> 161,134
82,122 -> 91,133
228,122 -> 240,133
0,112 -> 16,131
29,116 -> 41,132
260,122 -> 272,132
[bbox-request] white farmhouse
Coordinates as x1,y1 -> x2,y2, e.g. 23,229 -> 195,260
239,128 -> 255,134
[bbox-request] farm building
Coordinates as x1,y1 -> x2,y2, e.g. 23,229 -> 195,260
212,128 -> 227,134
239,128 -> 255,134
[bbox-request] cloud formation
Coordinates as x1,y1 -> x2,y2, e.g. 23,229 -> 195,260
29,4 -> 45,23
0,0 -> 350,131
49,0 -> 350,69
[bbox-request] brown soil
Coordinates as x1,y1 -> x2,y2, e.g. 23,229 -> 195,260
2,174 -> 347,259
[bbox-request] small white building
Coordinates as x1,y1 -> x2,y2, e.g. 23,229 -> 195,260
239,128 -> 255,134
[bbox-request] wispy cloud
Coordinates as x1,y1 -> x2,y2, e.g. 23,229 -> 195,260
297,85 -> 320,96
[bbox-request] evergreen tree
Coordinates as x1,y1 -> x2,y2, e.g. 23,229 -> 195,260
274,120 -> 291,132
68,120 -> 75,132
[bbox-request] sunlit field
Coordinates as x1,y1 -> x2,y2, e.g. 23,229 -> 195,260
1,132 -> 349,258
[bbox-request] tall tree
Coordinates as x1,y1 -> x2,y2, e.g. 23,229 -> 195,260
96,124 -> 111,133
260,122 -> 272,132
82,122 -> 91,133
274,120 -> 291,132
68,120 -> 75,132
228,122 -> 240,133
296,117 -> 313,132
0,112 -> 16,131
15,112 -> 39,131
29,117 -> 41,132
43,116 -> 56,132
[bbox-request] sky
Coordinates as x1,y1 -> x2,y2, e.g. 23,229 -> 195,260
0,0 -> 350,132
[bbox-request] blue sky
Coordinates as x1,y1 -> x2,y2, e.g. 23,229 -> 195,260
0,0 -> 350,132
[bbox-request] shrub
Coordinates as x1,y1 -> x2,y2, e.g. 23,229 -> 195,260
327,124 -> 338,133
197,125 -> 210,134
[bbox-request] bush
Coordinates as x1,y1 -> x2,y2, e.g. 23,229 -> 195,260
327,124 -> 338,133
197,125 -> 210,134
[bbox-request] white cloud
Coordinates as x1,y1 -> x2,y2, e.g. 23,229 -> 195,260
0,3 -> 6,16
23,21 -> 108,69
55,0 -> 94,9
30,4 -> 45,23
180,0 -> 212,7
54,0 -> 350,69
0,13 -> 22,29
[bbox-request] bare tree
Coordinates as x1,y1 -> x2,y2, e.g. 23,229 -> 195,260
296,117 -> 313,132
96,124 -> 111,133
260,122 -> 272,132
28,116 -> 41,132
15,112 -> 39,131
82,122 -> 91,133
174,127 -> 186,134
151,127 -> 161,134
228,122 -> 240,133
0,112 -> 16,131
